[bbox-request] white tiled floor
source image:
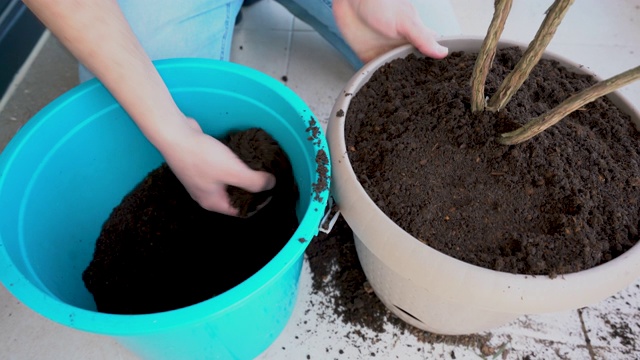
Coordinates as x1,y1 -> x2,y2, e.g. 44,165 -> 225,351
1,0 -> 640,359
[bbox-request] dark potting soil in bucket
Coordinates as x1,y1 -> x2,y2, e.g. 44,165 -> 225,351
345,47 -> 640,277
82,128 -> 299,314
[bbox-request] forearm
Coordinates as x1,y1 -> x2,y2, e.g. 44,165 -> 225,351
23,0 -> 187,152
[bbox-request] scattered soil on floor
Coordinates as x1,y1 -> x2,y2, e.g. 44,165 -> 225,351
345,47 -> 640,277
306,216 -> 492,351
83,128 -> 299,314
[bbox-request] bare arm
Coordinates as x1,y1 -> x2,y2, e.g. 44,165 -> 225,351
23,0 -> 275,215
23,0 -> 185,147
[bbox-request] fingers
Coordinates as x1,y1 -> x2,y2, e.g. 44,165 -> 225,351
196,168 -> 275,217
417,36 -> 449,59
228,166 -> 277,194
194,186 -> 240,216
398,13 -> 449,59
189,155 -> 276,215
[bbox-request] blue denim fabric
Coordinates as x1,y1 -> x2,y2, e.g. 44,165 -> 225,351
273,0 -> 462,69
274,0 -> 363,69
79,0 -> 461,81
79,0 -> 243,82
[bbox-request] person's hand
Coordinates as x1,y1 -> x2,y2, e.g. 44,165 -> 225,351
333,0 -> 449,63
158,117 -> 276,216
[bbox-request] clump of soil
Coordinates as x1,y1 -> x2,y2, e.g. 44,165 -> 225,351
307,117 -> 330,202
345,47 -> 640,277
83,128 -> 299,314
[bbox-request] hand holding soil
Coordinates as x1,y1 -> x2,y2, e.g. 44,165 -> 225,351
159,118 -> 276,216
82,128 -> 299,314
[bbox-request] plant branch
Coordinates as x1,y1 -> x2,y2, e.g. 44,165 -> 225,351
498,65 -> 640,145
487,0 -> 574,112
470,0 -> 513,112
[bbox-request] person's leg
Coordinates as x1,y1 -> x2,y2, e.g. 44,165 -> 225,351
273,0 -> 462,69
79,0 -> 243,82
274,0 -> 362,69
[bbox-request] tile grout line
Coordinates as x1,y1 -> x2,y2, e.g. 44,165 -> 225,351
0,31 -> 51,114
282,16 -> 295,84
577,308 -> 597,359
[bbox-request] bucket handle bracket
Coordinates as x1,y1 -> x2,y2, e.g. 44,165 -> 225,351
319,196 -> 340,234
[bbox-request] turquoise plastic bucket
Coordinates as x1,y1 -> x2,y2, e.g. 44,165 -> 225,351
0,59 -> 330,359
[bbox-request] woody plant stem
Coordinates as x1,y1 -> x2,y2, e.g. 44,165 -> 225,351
498,65 -> 640,145
470,0 -> 513,112
487,0 -> 574,111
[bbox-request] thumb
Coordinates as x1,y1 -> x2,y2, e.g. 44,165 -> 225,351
202,192 -> 240,216
399,17 -> 448,59
417,36 -> 448,59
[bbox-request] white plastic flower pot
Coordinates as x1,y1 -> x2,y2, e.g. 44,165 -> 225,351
327,37 -> 640,335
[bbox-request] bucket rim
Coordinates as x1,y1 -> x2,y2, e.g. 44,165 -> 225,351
0,58 -> 331,335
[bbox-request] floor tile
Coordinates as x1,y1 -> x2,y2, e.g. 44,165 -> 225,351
293,17 -> 313,31
235,0 -> 293,31
230,27 -> 292,83
258,261 -> 492,360
580,278 -> 640,359
488,312 -> 591,359
286,31 -> 354,128
0,34 -> 77,152
0,285 -> 136,360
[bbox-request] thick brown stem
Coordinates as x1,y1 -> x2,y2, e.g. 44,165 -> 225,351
487,0 -> 574,112
470,0 -> 513,112
498,65 -> 640,145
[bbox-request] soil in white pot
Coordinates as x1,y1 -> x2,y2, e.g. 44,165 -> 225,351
83,128 -> 300,314
345,47 -> 640,277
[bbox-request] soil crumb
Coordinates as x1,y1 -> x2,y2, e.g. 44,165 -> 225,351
306,216 -> 492,351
